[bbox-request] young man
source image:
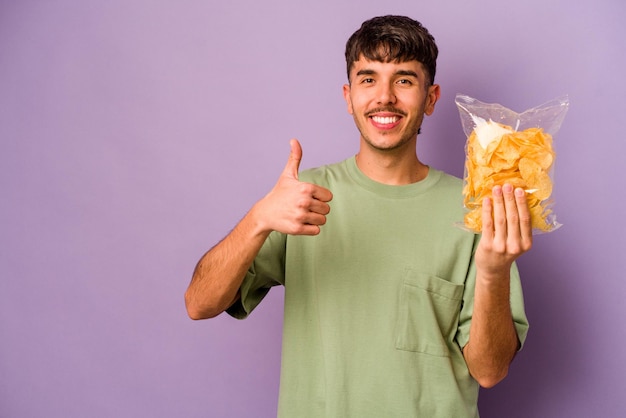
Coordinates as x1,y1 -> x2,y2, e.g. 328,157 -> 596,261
185,15 -> 531,417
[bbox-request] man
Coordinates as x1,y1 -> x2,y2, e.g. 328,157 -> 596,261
185,15 -> 531,417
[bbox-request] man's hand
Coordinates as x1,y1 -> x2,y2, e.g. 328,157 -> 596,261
475,184 -> 533,280
253,139 -> 333,236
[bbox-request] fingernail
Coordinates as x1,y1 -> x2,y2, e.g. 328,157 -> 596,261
515,188 -> 525,197
503,183 -> 513,193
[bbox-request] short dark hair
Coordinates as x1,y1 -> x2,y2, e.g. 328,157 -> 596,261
344,15 -> 438,86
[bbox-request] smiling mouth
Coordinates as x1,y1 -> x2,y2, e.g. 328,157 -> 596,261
366,107 -> 406,128
371,115 -> 400,125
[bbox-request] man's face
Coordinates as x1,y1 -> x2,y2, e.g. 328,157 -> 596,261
343,57 -> 440,153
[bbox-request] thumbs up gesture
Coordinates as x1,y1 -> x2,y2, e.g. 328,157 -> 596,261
254,139 -> 333,235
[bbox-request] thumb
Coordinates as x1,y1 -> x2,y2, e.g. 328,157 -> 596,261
282,139 -> 302,180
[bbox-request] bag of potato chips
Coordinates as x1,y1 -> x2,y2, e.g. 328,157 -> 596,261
455,94 -> 569,234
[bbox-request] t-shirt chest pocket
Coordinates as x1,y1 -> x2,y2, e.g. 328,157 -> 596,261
395,270 -> 464,357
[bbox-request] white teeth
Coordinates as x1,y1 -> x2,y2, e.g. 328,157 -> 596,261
372,116 -> 398,124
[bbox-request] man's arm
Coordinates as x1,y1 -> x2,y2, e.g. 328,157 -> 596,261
184,139 -> 333,320
185,208 -> 271,320
462,184 -> 532,388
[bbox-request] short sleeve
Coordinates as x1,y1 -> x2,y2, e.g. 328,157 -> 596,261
508,262 -> 530,348
226,231 -> 286,319
456,257 -> 529,350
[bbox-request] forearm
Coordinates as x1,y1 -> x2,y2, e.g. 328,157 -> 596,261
464,185 -> 532,387
185,206 -> 270,320
463,269 -> 519,388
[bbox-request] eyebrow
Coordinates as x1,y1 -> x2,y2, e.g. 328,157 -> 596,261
355,69 -> 420,78
356,69 -> 376,76
395,70 -> 419,78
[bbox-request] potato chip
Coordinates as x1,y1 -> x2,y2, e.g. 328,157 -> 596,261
455,94 -> 569,234
519,157 -> 552,201
461,121 -> 556,233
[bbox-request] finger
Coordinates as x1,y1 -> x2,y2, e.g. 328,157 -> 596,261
311,185 -> 333,203
297,182 -> 332,204
481,195 -> 494,242
307,198 -> 332,216
491,185 -> 507,243
302,211 -> 329,227
515,187 -> 533,250
287,211 -> 327,236
293,224 -> 323,236
281,139 -> 302,180
502,183 -> 521,242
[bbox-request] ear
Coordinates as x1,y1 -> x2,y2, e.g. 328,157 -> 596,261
424,84 -> 441,116
343,83 -> 354,115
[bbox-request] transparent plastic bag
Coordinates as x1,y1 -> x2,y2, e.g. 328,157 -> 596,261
455,94 -> 569,234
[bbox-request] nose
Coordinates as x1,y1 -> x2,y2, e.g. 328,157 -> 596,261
376,81 -> 396,105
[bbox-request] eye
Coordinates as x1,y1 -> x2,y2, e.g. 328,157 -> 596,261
397,78 -> 413,85
361,78 -> 375,84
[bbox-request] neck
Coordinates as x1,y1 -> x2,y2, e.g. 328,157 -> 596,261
355,146 -> 429,185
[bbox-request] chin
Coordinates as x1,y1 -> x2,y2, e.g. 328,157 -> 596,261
364,136 -> 413,152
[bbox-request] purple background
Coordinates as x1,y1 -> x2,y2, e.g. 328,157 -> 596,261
1,1 -> 624,417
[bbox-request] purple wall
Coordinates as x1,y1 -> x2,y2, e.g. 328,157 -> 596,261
1,1 -> 624,417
